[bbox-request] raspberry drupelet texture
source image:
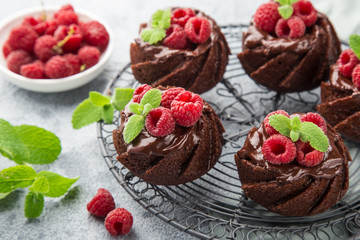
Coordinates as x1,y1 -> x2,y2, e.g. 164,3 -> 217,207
105,208 -> 133,236
171,91 -> 203,127
254,2 -> 281,33
132,84 -> 152,103
34,35 -> 58,62
63,54 -> 82,74
262,134 -> 297,165
337,49 -> 360,78
264,110 -> 290,135
54,24 -> 82,53
44,19 -> 59,35
6,50 -> 32,74
8,25 -> 38,53
171,8 -> 196,27
300,112 -> 327,134
145,107 -> 176,137
184,17 -> 211,44
163,25 -> 188,49
55,9 -> 78,26
275,16 -> 306,39
161,87 -> 185,108
78,46 -> 100,69
3,41 -> 12,58
20,60 -> 45,79
82,21 -> 109,51
86,188 -> 115,218
352,64 -> 360,90
293,0 -> 318,27
296,141 -> 324,167
45,56 -> 73,79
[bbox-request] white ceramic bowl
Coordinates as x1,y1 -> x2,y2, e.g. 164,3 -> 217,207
0,6 -> 113,93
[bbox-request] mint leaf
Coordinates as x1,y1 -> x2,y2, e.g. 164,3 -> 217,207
275,0 -> 289,5
0,165 -> 37,193
151,9 -> 171,29
142,103 -> 153,117
290,130 -> 300,142
140,89 -> 161,108
349,34 -> 360,60
278,5 -> 293,20
37,171 -> 79,198
24,191 -> 44,218
123,115 -> 145,144
111,88 -> 134,111
289,0 -> 299,5
299,122 -> 329,152
102,104 -> 114,124
141,28 -> 166,45
29,177 -> 49,194
129,103 -> 143,115
291,116 -> 301,131
269,114 -> 291,137
89,91 -> 110,107
72,99 -> 102,129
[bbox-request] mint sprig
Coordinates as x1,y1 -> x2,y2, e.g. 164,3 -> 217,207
269,114 -> 329,152
349,34 -> 360,60
141,9 -> 171,44
275,0 -> 299,20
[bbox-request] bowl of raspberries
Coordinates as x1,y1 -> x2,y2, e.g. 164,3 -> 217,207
0,4 -> 113,92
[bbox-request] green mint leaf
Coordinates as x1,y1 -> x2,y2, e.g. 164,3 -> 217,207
24,191 -> 44,218
299,122 -> 329,152
291,116 -> 301,131
123,114 -> 145,144
349,34 -> 360,60
151,9 -> 171,29
275,0 -> 289,6
142,103 -> 153,117
111,88 -> 134,111
268,114 -> 291,137
0,192 -> 11,200
140,89 -> 161,108
72,99 -> 103,129
289,0 -> 299,5
102,104 -> 114,124
37,171 -> 79,198
278,5 -> 293,20
89,91 -> 110,107
0,165 -> 37,193
129,103 -> 144,115
29,177 -> 49,194
141,28 -> 166,44
290,130 -> 300,142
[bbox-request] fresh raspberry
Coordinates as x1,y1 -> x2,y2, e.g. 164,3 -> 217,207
33,21 -> 47,35
34,35 -> 59,62
78,46 -> 100,69
3,41 -> 13,58
262,134 -> 296,165
254,2 -> 281,33
184,17 -> 211,44
8,26 -> 38,52
293,0 -> 318,27
296,141 -> 324,167
171,91 -> 203,127
171,8 -> 196,27
45,56 -> 73,79
105,208 -> 133,236
132,84 -> 152,103
161,87 -> 185,108
146,107 -> 176,137
44,19 -> 59,35
63,54 -> 82,74
56,4 -> 75,16
22,16 -> 46,35
264,110 -> 290,135
352,64 -> 360,90
300,112 -> 327,134
6,50 -> 32,74
82,21 -> 109,51
162,25 -> 187,49
275,16 -> 306,39
337,49 -> 360,78
55,10 -> 78,26
54,24 -> 82,53
86,188 -> 115,218
20,60 -> 45,79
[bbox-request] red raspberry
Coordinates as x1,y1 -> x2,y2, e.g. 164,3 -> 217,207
34,35 -> 58,62
352,64 -> 360,90
162,25 -> 187,49
20,60 -> 45,79
6,50 -> 32,74
300,112 -> 327,134
22,16 -> 46,35
56,4 -> 75,16
63,54 -> 82,74
45,56 -> 73,79
132,84 -> 152,103
54,24 -> 82,53
8,26 -> 38,53
337,49 -> 360,78
262,134 -> 296,165
296,141 -> 324,167
171,91 -> 203,127
161,87 -> 185,108
293,0 -> 318,27
33,21 -> 47,35
254,2 -> 281,33
264,110 -> 290,135
105,208 -> 133,236
44,19 -> 59,35
146,107 -> 176,137
55,10 -> 78,26
3,41 -> 13,58
184,17 -> 211,44
86,188 -> 115,218
171,8 -> 196,27
82,21 -> 109,51
78,46 -> 100,69
275,16 -> 306,39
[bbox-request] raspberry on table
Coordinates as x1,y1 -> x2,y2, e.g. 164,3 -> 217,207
6,50 -> 32,74
264,110 -> 290,135
352,64 -> 360,90
254,2 -> 281,33
184,17 -> 211,44
54,24 -> 82,53
20,60 -> 45,79
171,91 -> 204,127
163,25 -> 188,49
132,84 -> 152,103
171,8 -> 196,27
293,0 -> 318,27
262,134 -> 297,165
105,208 -> 133,236
337,49 -> 360,78
78,46 -> 100,69
300,112 -> 327,134
44,56 -> 73,79
8,25 -> 38,53
86,188 -> 115,218
82,21 -> 109,51
3,41 -> 13,58
296,141 -> 324,167
63,54 -> 82,74
34,35 -> 58,62
44,19 -> 59,35
275,16 -> 306,39
55,10 -> 78,26
145,107 -> 176,137
161,87 -> 185,108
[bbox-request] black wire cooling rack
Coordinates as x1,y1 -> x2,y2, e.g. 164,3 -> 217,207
97,24 -> 360,239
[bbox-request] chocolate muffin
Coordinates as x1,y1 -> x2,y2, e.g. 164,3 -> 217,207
130,8 -> 230,94
113,86 -> 224,185
235,112 -> 350,216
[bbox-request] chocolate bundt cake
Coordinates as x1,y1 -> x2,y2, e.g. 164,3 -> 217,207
113,86 -> 224,185
235,112 -> 350,216
130,8 -> 230,94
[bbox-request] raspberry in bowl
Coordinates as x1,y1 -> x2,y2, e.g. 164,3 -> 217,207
0,4 -> 113,92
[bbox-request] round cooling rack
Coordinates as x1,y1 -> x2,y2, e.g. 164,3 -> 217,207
97,24 -> 360,240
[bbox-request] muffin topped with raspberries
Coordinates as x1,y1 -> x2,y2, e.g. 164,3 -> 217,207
238,0 -> 341,92
317,34 -> 360,142
113,84 -> 224,185
130,8 -> 230,94
235,110 -> 350,216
